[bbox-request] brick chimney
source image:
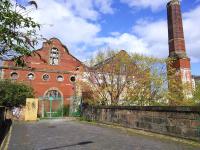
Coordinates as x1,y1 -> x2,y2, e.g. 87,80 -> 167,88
167,0 -> 192,98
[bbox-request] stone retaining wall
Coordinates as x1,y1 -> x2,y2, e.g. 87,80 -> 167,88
82,106 -> 200,141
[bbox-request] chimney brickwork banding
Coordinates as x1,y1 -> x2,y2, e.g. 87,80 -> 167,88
167,0 -> 192,99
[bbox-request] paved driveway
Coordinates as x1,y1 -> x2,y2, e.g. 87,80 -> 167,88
8,119 -> 200,150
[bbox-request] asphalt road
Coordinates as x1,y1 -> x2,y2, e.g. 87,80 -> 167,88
8,119 -> 200,150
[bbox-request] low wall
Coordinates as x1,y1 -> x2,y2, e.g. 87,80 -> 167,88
82,106 -> 200,141
0,106 -> 12,146
0,106 -> 6,126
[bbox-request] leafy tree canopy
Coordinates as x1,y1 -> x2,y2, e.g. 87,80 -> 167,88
0,80 -> 34,107
81,50 -> 168,106
81,50 -> 197,106
0,0 -> 40,62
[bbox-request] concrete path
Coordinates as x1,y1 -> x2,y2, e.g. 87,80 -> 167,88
8,119 -> 200,150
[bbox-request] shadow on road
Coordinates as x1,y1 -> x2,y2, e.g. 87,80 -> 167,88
40,141 -> 94,150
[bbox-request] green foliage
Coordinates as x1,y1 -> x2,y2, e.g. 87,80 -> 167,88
84,50 -> 170,106
0,80 -> 34,107
193,83 -> 200,104
125,53 -> 168,106
79,116 -> 92,122
70,106 -> 81,117
62,105 -> 70,116
0,0 -> 40,62
83,50 -> 197,106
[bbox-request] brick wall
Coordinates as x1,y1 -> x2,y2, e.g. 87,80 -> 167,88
167,0 -> 186,54
1,38 -> 83,105
83,106 -> 200,141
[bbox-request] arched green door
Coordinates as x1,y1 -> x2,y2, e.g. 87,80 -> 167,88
40,90 -> 63,118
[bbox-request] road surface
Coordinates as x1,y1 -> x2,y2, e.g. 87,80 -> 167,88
8,119 -> 200,150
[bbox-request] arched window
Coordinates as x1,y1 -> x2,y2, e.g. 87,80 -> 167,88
27,73 -> 35,80
45,90 -> 62,99
70,76 -> 76,82
10,72 -> 18,80
57,75 -> 64,82
42,74 -> 49,81
50,47 -> 59,65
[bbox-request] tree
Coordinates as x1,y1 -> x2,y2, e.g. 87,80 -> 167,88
81,50 -> 138,105
193,83 -> 200,104
0,80 -> 34,107
124,54 -> 168,106
80,50 -> 196,106
0,0 -> 40,63
167,58 -> 195,106
80,50 -> 167,106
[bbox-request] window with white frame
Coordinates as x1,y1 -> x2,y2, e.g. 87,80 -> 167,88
27,73 -> 35,80
11,72 -> 18,80
50,47 -> 59,65
57,75 -> 64,82
70,76 -> 76,82
43,74 -> 49,81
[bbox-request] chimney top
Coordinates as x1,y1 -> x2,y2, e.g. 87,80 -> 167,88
167,0 -> 180,7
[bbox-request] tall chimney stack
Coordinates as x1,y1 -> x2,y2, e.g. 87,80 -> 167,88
167,0 -> 192,99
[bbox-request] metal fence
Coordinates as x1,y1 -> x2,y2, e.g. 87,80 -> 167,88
38,97 -> 64,118
38,96 -> 83,118
69,96 -> 82,117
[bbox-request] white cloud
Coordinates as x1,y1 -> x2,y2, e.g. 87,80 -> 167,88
26,0 -> 115,60
97,3 -> 200,63
66,0 -> 98,20
94,0 -> 114,14
129,5 -> 200,63
132,19 -> 168,58
95,33 -> 149,55
66,0 -> 113,20
28,0 -> 101,58
18,0 -> 150,60
183,6 -> 200,63
120,0 -> 169,11
26,0 -> 200,63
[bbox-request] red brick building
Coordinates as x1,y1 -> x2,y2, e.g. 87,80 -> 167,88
0,38 -> 83,108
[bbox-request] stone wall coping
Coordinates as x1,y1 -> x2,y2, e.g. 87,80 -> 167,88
88,106 -> 200,113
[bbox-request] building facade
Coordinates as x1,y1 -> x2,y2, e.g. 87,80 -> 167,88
0,38 -> 83,109
0,0 -> 198,114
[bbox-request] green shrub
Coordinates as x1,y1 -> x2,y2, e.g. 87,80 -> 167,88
63,105 -> 70,116
193,83 -> 200,105
53,105 -> 70,117
0,80 -> 34,108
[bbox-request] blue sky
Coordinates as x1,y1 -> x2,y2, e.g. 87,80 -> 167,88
16,0 -> 200,75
